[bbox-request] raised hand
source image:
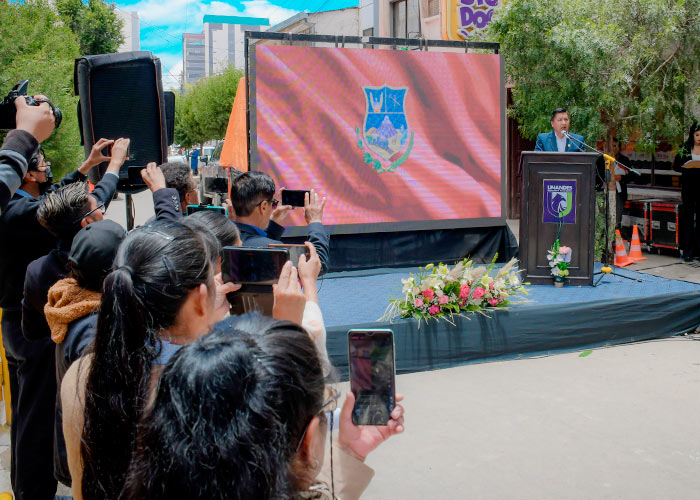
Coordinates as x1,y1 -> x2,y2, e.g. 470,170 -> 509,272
79,138 -> 114,173
141,162 -> 167,193
304,189 -> 326,224
272,261 -> 306,324
337,392 -> 405,462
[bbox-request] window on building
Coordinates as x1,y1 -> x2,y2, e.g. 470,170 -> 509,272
427,0 -> 439,17
392,0 -> 420,38
363,27 -> 374,37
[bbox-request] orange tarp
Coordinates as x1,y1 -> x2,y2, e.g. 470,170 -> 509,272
219,77 -> 248,172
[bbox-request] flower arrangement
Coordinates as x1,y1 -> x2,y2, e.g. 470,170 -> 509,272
547,239 -> 572,278
380,255 -> 528,326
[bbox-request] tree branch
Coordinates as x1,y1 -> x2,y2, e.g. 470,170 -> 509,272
649,44 -> 680,79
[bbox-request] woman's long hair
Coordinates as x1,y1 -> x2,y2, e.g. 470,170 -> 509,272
682,122 -> 700,155
122,314 -> 326,500
81,221 -> 218,500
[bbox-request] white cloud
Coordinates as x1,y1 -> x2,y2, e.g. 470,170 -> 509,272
163,60 -> 183,91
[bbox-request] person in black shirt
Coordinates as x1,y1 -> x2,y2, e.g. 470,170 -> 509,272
0,136 -> 126,500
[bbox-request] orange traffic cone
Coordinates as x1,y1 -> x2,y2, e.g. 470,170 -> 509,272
614,230 -> 634,267
628,225 -> 647,262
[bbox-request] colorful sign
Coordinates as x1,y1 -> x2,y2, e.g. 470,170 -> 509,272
442,0 -> 505,40
357,85 -> 414,173
543,180 -> 577,224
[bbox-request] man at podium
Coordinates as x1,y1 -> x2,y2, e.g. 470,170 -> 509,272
535,108 -> 585,153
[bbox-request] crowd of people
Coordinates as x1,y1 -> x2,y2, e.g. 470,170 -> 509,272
0,95 -> 405,499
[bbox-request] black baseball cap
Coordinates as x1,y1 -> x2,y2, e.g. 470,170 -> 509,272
69,219 -> 126,291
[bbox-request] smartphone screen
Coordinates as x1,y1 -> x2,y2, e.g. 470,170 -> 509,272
204,177 -> 229,194
186,204 -> 227,216
127,166 -> 145,185
348,329 -> 396,426
281,189 -> 309,207
221,247 -> 289,285
268,244 -> 310,266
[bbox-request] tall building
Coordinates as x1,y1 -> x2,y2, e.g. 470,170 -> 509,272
115,10 -> 140,52
183,33 -> 205,85
203,15 -> 269,75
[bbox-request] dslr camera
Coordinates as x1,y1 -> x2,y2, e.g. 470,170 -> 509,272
0,80 -> 62,130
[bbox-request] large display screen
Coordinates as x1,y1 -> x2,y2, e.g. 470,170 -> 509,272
250,45 -> 504,234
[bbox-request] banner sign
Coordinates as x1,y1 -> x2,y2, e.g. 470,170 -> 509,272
442,0 -> 505,40
543,179 -> 577,224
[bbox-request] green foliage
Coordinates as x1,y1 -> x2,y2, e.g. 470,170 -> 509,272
175,66 -> 244,149
0,0 -> 83,180
489,0 -> 700,150
55,0 -> 124,55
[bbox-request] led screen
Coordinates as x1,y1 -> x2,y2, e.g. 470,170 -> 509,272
251,45 -> 504,233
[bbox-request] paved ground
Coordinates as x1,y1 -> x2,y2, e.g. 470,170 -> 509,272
0,193 -> 698,498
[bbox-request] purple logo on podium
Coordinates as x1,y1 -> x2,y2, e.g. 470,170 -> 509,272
543,180 -> 576,224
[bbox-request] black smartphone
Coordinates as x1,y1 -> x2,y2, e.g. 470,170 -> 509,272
268,244 -> 310,265
204,176 -> 229,194
186,204 -> 227,216
127,166 -> 145,185
221,247 -> 289,285
348,329 -> 396,426
281,189 -> 309,207
103,141 -> 130,160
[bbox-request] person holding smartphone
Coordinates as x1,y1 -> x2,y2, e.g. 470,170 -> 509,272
230,171 -> 331,273
122,314 -> 405,500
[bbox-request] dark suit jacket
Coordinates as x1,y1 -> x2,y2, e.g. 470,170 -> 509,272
236,220 -> 331,274
535,130 -> 585,152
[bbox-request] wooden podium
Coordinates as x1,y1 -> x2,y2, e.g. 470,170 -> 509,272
519,152 -> 599,286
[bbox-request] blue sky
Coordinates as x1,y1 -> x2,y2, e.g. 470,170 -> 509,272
113,0 -> 359,87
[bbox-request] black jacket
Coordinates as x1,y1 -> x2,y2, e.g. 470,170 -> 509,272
672,150 -> 700,193
235,220 -> 331,273
0,169 -> 90,310
0,130 -> 39,216
20,172 -> 118,340
54,312 -> 97,486
22,185 -> 175,342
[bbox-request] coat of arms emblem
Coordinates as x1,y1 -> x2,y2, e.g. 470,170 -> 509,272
356,85 -> 414,173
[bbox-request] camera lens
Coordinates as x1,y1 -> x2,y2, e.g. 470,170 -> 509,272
53,106 -> 62,128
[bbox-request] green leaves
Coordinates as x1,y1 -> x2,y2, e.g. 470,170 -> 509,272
488,0 -> 700,150
175,66 -> 244,149
54,0 -> 124,56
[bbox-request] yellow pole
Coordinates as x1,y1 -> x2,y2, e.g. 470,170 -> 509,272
0,309 -> 11,426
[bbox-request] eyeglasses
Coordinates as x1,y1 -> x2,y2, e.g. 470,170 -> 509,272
256,198 -> 279,209
73,200 -> 105,224
295,386 -> 340,453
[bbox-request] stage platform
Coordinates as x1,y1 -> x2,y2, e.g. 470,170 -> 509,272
318,263 -> 700,378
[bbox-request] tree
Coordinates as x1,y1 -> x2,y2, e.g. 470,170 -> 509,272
55,0 -> 124,55
0,0 -> 83,180
489,0 -> 700,258
175,66 -> 244,149
489,0 -> 700,152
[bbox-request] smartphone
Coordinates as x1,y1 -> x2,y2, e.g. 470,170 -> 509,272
281,189 -> 309,207
186,204 -> 228,216
221,247 -> 289,285
348,329 -> 396,426
204,176 -> 229,194
268,243 -> 310,265
103,142 -> 130,160
127,166 -> 145,185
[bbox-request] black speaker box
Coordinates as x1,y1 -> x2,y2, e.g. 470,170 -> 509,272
74,51 -> 175,193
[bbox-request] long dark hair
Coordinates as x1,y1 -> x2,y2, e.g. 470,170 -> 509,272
682,122 -> 700,155
81,221 -> 218,500
122,314 -> 326,500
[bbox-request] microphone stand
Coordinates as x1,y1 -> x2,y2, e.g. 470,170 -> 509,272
562,132 -> 641,285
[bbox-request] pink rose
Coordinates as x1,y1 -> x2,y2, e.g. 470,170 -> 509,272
459,285 -> 471,299
429,304 -> 440,315
472,287 -> 485,299
559,246 -> 571,255
460,298 -> 466,307
489,298 -> 499,306
438,295 -> 449,305
489,281 -> 495,291
414,298 -> 424,308
422,288 -> 435,300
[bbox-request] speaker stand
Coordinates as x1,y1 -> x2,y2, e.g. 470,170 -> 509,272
125,193 -> 134,231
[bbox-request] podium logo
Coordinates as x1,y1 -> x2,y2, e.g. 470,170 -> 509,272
355,85 -> 414,174
543,180 -> 577,224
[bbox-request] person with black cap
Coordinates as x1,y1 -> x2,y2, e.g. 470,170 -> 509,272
43,219 -> 126,489
0,137 -> 127,500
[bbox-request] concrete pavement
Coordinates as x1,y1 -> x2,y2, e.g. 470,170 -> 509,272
0,193 -> 698,498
